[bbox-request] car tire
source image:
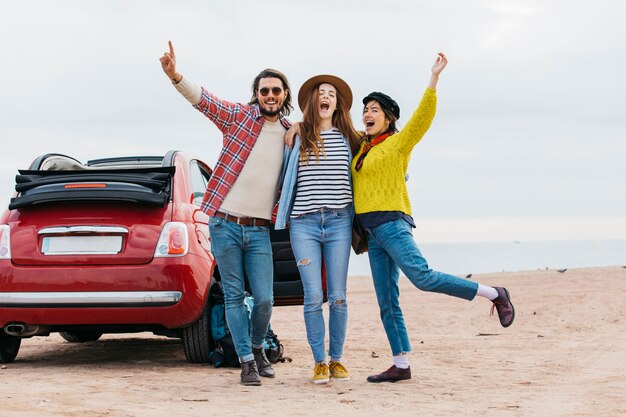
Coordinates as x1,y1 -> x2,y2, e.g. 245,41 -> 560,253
59,331 -> 103,343
0,331 -> 21,363
182,286 -> 215,363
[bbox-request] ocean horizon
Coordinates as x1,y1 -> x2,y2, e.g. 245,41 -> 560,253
348,238 -> 626,276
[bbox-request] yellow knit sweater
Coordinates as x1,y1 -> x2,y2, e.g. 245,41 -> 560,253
351,88 -> 437,215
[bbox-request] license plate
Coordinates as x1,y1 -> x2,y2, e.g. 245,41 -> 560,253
42,235 -> 123,255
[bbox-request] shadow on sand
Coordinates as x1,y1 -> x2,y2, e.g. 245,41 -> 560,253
11,335 -> 194,368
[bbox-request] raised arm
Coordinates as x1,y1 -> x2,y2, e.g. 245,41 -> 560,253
160,40 -> 237,131
394,52 -> 447,154
427,52 -> 447,90
159,40 -> 183,83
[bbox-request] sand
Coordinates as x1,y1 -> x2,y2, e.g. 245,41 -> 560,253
1,266 -> 625,417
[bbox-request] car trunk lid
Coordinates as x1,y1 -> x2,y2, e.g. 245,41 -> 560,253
9,203 -> 170,266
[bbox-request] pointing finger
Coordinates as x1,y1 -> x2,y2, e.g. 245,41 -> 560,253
168,40 -> 176,60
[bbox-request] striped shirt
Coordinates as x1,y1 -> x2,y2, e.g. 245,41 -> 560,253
291,128 -> 352,216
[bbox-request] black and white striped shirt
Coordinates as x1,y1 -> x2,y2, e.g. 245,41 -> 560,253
291,128 -> 352,216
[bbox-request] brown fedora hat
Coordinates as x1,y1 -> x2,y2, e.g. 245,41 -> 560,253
297,74 -> 353,111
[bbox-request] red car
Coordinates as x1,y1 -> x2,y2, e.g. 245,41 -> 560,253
0,151 -> 304,363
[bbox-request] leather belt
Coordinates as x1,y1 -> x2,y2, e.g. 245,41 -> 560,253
213,211 -> 271,227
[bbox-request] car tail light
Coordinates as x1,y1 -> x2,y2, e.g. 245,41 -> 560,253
154,222 -> 189,257
0,225 -> 11,260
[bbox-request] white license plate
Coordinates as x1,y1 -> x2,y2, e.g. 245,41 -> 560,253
42,236 -> 123,255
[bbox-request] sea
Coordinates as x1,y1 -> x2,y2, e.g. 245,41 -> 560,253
348,239 -> 626,276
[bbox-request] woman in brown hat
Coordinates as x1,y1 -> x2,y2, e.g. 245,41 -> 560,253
351,53 -> 515,383
275,74 -> 360,384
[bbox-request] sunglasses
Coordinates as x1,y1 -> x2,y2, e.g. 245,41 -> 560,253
258,87 -> 283,96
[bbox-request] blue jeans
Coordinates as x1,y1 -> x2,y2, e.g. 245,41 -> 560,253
367,219 -> 478,355
209,217 -> 273,363
289,205 -> 352,364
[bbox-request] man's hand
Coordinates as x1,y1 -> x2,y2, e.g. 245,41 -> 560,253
160,40 -> 182,83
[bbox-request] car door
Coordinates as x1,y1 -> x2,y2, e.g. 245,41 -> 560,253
269,224 -> 306,306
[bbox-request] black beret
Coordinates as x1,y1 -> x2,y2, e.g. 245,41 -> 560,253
362,92 -> 400,119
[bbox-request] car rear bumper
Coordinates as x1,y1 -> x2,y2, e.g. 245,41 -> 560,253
0,291 -> 182,307
0,254 -> 214,329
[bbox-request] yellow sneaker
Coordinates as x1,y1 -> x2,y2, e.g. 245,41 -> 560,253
313,362 -> 330,384
329,361 -> 350,381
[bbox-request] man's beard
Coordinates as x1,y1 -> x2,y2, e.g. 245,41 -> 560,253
260,106 -> 281,117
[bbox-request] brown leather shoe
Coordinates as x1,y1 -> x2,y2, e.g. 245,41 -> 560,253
491,287 -> 515,327
253,347 -> 275,378
367,365 -> 411,383
240,359 -> 261,386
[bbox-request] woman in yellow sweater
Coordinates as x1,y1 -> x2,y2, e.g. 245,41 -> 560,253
352,53 -> 515,383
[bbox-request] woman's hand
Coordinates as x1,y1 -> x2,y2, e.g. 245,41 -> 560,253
428,52 -> 447,90
284,122 -> 301,147
431,52 -> 448,76
160,40 -> 182,83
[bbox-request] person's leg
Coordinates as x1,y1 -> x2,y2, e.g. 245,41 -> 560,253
242,224 -> 275,377
209,217 -> 261,386
243,225 -> 274,348
322,207 -> 351,364
290,214 -> 329,384
209,217 -> 253,361
367,230 -> 411,356
289,214 -> 326,364
372,219 -> 478,300
321,206 -> 352,381
366,231 -> 413,383
372,219 -> 514,327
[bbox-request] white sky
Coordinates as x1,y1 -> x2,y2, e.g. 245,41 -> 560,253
1,0 -> 625,242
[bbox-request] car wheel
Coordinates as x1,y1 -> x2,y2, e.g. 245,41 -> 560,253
59,331 -> 103,343
182,290 -> 215,363
0,331 -> 21,363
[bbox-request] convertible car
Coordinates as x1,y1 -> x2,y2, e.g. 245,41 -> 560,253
0,151 -> 303,363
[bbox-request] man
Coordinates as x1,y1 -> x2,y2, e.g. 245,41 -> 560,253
160,41 -> 291,386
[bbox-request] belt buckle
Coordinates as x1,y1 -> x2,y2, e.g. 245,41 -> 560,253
236,216 -> 245,225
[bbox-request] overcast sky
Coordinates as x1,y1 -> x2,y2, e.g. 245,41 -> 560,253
1,0 -> 624,242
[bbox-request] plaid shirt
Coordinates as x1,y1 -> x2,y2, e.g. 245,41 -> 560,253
195,88 -> 291,216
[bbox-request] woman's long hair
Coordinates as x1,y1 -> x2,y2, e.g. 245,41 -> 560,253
380,105 -> 399,136
299,85 -> 361,164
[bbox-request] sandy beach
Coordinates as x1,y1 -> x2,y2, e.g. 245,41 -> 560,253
1,266 -> 625,417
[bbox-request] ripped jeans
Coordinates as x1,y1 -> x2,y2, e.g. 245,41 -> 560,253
289,205 -> 352,364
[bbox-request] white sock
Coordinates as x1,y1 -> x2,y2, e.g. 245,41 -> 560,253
476,284 -> 499,300
393,354 -> 410,369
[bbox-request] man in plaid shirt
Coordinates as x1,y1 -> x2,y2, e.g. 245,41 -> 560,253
160,41 -> 292,386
